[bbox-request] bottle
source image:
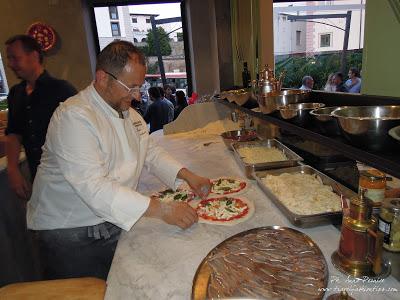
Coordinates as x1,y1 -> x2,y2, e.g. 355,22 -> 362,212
242,62 -> 251,88
358,169 -> 386,205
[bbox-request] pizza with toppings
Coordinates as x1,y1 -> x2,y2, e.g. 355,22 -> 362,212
196,197 -> 254,226
210,177 -> 248,195
152,188 -> 195,203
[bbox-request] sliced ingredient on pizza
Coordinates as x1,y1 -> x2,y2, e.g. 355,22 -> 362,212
153,188 -> 195,203
211,177 -> 247,195
197,197 -> 249,222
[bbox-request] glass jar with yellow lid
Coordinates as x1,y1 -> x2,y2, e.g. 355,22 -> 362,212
378,198 -> 400,252
358,169 -> 386,205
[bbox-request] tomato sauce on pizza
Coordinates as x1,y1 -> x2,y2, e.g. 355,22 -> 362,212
196,197 -> 249,222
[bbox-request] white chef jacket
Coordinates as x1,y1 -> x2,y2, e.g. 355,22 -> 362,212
27,83 -> 184,231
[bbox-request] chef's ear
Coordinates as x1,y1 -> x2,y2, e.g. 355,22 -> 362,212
95,69 -> 110,88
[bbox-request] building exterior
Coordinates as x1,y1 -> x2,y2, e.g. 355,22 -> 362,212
273,0 -> 366,57
94,5 -> 180,50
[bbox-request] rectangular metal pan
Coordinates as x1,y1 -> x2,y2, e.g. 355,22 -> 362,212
253,165 -> 357,228
231,139 -> 303,179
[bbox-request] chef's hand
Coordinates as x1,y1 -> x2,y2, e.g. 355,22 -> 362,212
177,168 -> 211,199
7,168 -> 32,200
145,197 -> 198,229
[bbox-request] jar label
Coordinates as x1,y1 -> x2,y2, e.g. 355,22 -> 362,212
359,187 -> 385,202
378,217 -> 391,244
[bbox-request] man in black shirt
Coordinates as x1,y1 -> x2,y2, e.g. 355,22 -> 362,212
144,86 -> 170,133
5,35 -> 77,199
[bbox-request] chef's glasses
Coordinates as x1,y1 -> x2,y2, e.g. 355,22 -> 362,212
105,71 -> 141,96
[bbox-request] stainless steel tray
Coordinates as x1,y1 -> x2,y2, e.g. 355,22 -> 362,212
231,139 -> 303,179
253,165 -> 357,228
192,226 -> 328,300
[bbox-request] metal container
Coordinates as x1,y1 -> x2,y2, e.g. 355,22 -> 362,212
220,129 -> 259,150
279,102 -> 325,127
253,165 -> 357,227
257,89 -> 310,114
192,226 -> 328,300
218,89 -> 254,106
231,139 -> 303,179
332,106 -> 400,152
310,106 -> 343,136
389,125 -> 400,144
379,198 -> 400,252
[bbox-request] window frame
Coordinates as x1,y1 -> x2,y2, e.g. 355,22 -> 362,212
320,33 -> 332,48
109,6 -> 119,20
111,22 -> 121,36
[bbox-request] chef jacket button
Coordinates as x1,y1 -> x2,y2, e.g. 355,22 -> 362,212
26,105 -> 31,109
28,120 -> 33,124
31,134 -> 35,138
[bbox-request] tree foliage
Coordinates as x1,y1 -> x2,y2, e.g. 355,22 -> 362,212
275,50 -> 363,90
142,27 -> 172,56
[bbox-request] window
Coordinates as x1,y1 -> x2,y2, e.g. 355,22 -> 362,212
320,33 -> 331,47
296,30 -> 301,46
132,17 -> 137,23
111,22 -> 121,36
146,18 -> 151,23
272,1 -> 365,91
109,6 -> 118,20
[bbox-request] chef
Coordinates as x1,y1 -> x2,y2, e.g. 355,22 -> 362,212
27,40 -> 211,280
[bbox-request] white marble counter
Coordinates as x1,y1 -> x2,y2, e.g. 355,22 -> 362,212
105,132 -> 400,300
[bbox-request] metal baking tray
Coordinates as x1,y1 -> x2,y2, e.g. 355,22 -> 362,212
192,226 -> 328,300
231,139 -> 303,179
253,165 -> 357,228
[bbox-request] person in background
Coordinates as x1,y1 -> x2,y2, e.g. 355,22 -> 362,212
145,86 -> 171,133
158,86 -> 174,122
163,84 -> 176,107
5,34 -> 77,199
299,75 -> 314,91
27,41 -> 211,280
345,67 -> 362,93
332,72 -> 348,93
174,90 -> 188,120
324,73 -> 336,92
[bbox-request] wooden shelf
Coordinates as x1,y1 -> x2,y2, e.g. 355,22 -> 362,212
220,100 -> 400,178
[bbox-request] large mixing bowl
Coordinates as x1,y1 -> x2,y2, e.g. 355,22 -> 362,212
257,89 -> 310,114
221,129 -> 259,149
332,106 -> 400,151
310,106 -> 345,136
279,102 -> 325,127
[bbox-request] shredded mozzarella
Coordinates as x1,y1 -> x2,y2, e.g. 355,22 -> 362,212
237,146 -> 288,164
262,173 -> 341,215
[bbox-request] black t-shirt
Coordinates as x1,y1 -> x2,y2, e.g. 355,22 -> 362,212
143,98 -> 170,133
6,70 -> 77,179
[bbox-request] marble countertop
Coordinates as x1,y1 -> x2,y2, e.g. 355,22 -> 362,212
105,132 -> 400,300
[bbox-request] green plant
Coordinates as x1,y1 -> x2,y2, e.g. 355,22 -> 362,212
275,50 -> 363,90
146,27 -> 172,56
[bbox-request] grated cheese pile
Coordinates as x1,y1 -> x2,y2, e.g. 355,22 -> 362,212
262,172 -> 341,215
237,146 -> 287,164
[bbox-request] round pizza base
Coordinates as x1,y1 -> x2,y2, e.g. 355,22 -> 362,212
197,196 -> 255,226
209,176 -> 250,197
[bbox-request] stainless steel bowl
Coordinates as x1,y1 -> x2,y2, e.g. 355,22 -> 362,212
279,102 -> 325,127
220,129 -> 259,149
332,106 -> 400,151
310,106 -> 344,136
257,89 -> 310,114
389,125 -> 400,144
